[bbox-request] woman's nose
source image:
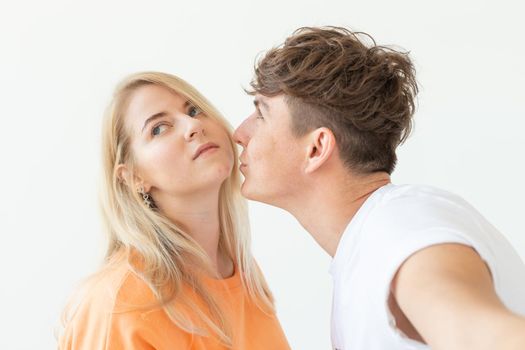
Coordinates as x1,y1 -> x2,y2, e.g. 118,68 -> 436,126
184,117 -> 205,141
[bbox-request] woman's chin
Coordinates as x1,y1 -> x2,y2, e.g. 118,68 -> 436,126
198,164 -> 232,189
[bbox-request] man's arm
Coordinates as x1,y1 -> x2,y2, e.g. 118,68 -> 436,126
392,243 -> 525,350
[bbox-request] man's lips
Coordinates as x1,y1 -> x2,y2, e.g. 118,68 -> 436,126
239,158 -> 247,169
193,142 -> 219,160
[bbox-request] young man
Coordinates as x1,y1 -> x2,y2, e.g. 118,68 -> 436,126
233,27 -> 525,350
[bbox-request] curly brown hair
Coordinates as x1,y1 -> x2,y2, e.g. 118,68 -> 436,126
248,26 -> 418,174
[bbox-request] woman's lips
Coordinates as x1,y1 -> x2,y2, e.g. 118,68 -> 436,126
193,142 -> 219,160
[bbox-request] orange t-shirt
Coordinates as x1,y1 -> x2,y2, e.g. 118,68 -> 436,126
59,260 -> 290,350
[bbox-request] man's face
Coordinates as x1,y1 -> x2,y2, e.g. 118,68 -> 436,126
233,94 -> 306,207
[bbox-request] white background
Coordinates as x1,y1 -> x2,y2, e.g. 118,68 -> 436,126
1,0 -> 524,349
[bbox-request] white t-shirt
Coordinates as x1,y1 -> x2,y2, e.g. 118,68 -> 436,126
329,184 -> 525,350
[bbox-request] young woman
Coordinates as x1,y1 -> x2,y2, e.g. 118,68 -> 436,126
58,72 -> 290,349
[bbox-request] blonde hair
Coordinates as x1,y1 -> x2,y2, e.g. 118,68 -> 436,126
62,72 -> 274,347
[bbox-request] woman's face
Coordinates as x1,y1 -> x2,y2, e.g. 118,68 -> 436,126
123,84 -> 234,200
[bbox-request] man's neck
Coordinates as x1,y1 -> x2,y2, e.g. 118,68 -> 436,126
288,172 -> 391,257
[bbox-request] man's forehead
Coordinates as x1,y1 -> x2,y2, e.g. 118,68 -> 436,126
254,94 -> 286,110
255,93 -> 268,101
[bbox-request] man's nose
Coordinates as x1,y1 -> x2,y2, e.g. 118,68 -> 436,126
233,118 -> 252,147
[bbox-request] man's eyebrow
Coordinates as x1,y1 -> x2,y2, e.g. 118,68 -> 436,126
253,97 -> 270,112
141,111 -> 168,133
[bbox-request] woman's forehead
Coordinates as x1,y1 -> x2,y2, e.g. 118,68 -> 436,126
124,85 -> 186,133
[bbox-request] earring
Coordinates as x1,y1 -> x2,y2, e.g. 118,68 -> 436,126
138,186 -> 153,208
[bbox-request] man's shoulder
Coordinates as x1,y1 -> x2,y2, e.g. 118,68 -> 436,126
355,183 -> 479,249
381,183 -> 465,205
370,184 -> 472,221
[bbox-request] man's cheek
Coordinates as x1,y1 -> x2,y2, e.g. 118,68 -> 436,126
250,147 -> 264,163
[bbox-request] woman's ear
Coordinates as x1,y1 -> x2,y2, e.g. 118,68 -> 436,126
304,127 -> 336,174
116,164 -> 151,192
116,163 -> 130,185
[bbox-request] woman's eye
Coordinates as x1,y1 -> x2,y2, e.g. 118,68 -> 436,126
151,124 -> 169,136
188,105 -> 202,118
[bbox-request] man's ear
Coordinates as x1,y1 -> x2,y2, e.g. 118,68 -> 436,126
304,127 -> 337,174
115,164 -> 151,192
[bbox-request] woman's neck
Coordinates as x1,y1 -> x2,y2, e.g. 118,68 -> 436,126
153,188 -> 233,278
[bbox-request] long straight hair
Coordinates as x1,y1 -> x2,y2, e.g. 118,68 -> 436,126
62,72 -> 274,347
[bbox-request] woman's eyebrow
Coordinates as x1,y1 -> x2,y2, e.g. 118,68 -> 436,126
141,111 -> 169,133
140,101 -> 193,133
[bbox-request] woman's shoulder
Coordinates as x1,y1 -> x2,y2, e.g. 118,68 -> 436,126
73,257 -> 158,317
59,257 -> 181,349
